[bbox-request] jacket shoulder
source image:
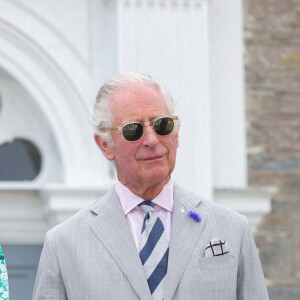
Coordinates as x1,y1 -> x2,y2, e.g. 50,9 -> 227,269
46,187 -> 115,239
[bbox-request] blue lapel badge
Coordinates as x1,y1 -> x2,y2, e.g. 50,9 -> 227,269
188,211 -> 201,222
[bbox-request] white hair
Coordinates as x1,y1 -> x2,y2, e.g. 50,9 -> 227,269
91,72 -> 178,145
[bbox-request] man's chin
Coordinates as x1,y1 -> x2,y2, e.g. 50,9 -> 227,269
141,171 -> 170,186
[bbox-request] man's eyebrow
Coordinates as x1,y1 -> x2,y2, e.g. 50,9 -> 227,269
122,116 -> 158,124
121,114 -> 171,125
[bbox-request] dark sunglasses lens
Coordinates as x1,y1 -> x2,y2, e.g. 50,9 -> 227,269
122,123 -> 143,141
154,117 -> 174,136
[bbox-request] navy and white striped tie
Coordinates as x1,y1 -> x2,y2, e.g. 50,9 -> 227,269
139,200 -> 169,300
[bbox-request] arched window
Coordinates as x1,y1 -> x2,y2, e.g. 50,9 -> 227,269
0,138 -> 42,181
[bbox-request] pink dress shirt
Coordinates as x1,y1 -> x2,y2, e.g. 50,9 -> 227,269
115,178 -> 173,251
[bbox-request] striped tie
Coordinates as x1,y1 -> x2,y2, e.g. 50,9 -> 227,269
139,200 -> 169,300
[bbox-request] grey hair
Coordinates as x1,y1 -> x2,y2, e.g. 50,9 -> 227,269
91,72 -> 178,145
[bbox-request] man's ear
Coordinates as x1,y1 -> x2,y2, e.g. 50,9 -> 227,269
94,134 -> 114,161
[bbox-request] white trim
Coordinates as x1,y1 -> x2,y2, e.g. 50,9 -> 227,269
214,186 -> 277,232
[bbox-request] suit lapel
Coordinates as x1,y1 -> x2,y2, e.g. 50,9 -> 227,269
89,189 -> 152,300
164,184 -> 208,300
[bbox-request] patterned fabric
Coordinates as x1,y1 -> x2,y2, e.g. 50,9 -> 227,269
205,237 -> 229,257
0,246 -> 9,300
139,200 -> 169,300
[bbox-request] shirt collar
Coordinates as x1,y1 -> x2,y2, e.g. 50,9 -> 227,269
115,178 -> 174,215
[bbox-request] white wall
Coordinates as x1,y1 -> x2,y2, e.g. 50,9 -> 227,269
0,69 -> 62,183
209,0 -> 247,189
0,0 -> 112,186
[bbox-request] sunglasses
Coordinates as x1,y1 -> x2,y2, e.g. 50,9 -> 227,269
100,116 -> 178,141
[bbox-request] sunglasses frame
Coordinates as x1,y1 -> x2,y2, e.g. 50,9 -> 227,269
99,115 -> 178,142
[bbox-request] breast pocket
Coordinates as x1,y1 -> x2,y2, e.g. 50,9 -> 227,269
177,254 -> 237,299
198,254 -> 235,269
197,255 -> 237,295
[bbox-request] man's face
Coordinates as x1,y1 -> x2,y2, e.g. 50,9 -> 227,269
103,84 -> 179,191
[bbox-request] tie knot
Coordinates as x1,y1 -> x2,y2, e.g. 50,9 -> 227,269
139,200 -> 155,213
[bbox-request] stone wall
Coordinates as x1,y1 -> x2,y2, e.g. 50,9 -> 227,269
244,0 -> 300,298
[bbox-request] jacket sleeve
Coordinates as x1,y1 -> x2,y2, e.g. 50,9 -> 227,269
32,231 -> 67,300
237,217 -> 269,300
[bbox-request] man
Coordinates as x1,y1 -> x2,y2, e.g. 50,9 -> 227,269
33,73 -> 269,299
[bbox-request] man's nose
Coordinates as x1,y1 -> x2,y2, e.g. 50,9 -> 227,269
142,124 -> 160,147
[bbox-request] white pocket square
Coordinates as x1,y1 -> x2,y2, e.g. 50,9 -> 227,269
205,237 -> 229,258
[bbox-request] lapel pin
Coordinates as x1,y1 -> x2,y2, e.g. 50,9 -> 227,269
181,206 -> 186,213
188,211 -> 201,222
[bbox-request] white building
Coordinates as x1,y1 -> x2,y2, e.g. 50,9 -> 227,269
0,0 -> 274,298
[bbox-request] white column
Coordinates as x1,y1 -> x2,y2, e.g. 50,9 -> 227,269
117,0 -> 212,199
209,0 -> 247,188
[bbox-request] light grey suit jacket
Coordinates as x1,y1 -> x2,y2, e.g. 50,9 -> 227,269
33,183 -> 269,299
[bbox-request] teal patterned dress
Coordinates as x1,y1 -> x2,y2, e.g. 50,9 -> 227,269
0,247 -> 9,300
